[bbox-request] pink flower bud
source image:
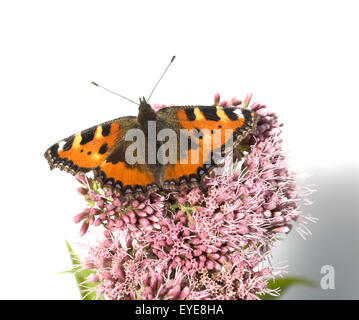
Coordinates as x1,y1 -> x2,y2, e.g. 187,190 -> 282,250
206,260 -> 214,270
265,201 -> 277,210
152,223 -> 161,230
136,210 -> 147,217
103,230 -> 111,238
137,202 -> 146,210
167,284 -> 181,299
208,253 -> 220,260
130,200 -> 139,208
126,210 -> 135,218
115,218 -> 123,227
121,214 -> 130,224
179,286 -> 190,300
107,210 -> 115,216
105,190 -> 113,197
77,187 -> 88,195
107,219 -> 115,228
89,215 -> 95,225
75,175 -> 87,184
87,274 -> 99,283
152,202 -> 164,210
242,93 -> 252,108
139,218 -> 150,228
102,271 -> 113,281
89,208 -> 99,216
73,212 -> 87,224
96,199 -> 104,208
113,267 -> 125,282
144,206 -> 154,215
214,93 -> 220,105
231,98 -> 241,106
199,255 -> 207,262
129,215 -> 137,224
148,215 -> 159,222
80,221 -> 89,236
106,204 -> 115,211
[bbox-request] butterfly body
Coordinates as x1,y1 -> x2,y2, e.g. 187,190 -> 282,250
44,98 -> 258,199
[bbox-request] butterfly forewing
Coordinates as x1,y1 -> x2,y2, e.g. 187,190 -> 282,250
156,105 -> 258,189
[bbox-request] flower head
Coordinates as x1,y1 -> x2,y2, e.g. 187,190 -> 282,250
74,93 -> 314,300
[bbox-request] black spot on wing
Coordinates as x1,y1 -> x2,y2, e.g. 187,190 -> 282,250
63,136 -> 74,151
102,123 -> 111,136
106,145 -> 126,164
99,143 -> 108,154
80,126 -> 96,145
184,108 -> 196,121
192,128 -> 204,140
199,107 -> 220,121
223,108 -> 239,121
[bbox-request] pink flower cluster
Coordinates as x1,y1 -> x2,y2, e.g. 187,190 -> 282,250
73,94 -> 312,300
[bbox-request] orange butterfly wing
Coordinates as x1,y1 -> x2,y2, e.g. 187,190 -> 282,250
156,105 -> 258,189
44,119 -> 122,174
44,116 -> 158,198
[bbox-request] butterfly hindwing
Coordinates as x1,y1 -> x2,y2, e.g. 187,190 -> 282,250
93,118 -> 160,197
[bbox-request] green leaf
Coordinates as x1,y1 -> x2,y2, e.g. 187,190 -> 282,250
63,240 -> 100,300
260,276 -> 317,300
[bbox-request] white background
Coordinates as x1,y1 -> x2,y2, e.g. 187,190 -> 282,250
0,0 -> 358,299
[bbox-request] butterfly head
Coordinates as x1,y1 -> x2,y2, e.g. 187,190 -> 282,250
137,97 -> 157,130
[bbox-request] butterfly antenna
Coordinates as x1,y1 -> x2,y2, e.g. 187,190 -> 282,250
147,55 -> 176,101
91,82 -> 139,105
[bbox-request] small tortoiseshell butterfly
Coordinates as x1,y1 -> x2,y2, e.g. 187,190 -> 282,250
44,97 -> 258,200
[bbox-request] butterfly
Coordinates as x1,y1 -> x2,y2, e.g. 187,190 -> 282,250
44,97 -> 258,200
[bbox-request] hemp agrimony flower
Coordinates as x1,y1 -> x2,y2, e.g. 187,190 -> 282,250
71,94 -> 315,300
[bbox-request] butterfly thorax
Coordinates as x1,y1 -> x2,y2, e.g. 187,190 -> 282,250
137,97 -> 157,133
